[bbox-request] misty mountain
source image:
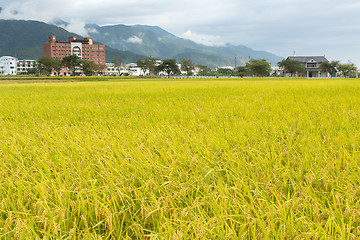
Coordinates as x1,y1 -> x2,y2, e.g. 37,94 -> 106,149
133,25 -> 178,40
0,20 -> 146,63
48,18 -> 70,27
84,23 -> 283,68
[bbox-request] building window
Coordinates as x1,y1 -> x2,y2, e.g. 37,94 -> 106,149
306,63 -> 317,68
72,46 -> 82,56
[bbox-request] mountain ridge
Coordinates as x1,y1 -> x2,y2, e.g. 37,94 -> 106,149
84,23 -> 282,67
0,19 -> 283,68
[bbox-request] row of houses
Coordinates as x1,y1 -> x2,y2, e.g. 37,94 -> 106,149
105,62 -> 201,76
0,56 -> 37,75
0,56 -> 182,76
0,56 -> 184,76
0,55 -> 331,77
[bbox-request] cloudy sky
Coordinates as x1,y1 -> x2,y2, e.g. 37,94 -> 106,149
1,0 -> 360,66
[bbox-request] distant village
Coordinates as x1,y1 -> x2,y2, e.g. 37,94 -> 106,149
0,35 -> 358,78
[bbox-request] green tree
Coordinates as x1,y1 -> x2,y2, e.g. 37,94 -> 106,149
157,59 -> 180,78
62,55 -> 81,76
278,59 -> 305,77
97,64 -> 106,76
136,59 -> 149,76
246,59 -> 271,77
81,60 -> 100,76
338,63 -> 357,78
146,58 -> 157,76
52,58 -> 63,76
320,61 -> 339,78
26,67 -> 39,75
112,58 -> 123,76
136,58 -> 157,76
217,68 -> 234,76
180,58 -> 195,77
197,65 -> 212,76
236,66 -> 248,77
37,56 -> 55,76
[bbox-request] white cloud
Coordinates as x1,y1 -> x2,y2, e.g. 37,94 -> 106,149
126,36 -> 143,44
181,30 -> 224,47
86,27 -> 99,34
64,19 -> 88,36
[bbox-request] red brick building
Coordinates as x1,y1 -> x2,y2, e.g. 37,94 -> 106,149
43,35 -> 105,75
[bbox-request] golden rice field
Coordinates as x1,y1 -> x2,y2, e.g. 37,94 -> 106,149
0,77 -> 360,239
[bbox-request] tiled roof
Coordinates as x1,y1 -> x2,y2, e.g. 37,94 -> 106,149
287,56 -> 328,63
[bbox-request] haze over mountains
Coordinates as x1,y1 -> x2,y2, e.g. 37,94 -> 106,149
0,19 -> 283,68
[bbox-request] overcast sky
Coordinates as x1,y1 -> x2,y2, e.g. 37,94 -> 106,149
1,0 -> 360,66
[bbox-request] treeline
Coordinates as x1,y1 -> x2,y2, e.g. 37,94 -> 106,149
231,59 -> 357,77
26,55 -> 359,78
136,58 -> 215,77
132,58 -> 275,77
31,55 -> 105,76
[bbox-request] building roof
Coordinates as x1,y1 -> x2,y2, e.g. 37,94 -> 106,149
0,56 -> 16,59
287,56 -> 328,63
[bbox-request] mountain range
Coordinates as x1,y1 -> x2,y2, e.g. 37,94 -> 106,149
0,19 -> 283,68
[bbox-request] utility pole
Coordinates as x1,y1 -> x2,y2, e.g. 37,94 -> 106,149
234,56 -> 237,69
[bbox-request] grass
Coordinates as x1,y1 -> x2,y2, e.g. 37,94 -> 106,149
0,77 -> 360,239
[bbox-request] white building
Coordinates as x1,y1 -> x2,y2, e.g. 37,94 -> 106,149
216,65 -> 235,72
106,63 -> 121,76
105,60 -> 184,77
124,63 -> 151,76
271,66 -> 283,76
105,63 -> 135,76
105,62 -> 146,76
17,60 -> 37,74
0,56 -> 17,75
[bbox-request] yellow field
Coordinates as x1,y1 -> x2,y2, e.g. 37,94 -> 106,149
0,78 -> 359,238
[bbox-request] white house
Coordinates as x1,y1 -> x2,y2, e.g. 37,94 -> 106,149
105,63 -> 125,76
286,56 -> 329,78
271,66 -> 283,76
127,63 -> 149,76
0,56 -> 17,75
17,60 -> 37,74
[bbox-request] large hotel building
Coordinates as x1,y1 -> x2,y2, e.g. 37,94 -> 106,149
43,35 -> 105,74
